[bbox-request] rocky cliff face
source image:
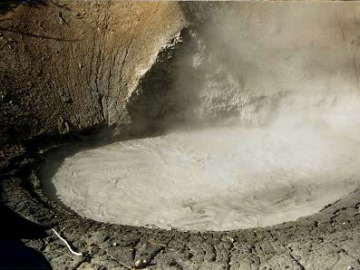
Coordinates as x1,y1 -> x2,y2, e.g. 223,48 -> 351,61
0,1 -> 186,166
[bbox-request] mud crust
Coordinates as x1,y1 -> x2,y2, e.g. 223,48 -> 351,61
1,134 -> 360,270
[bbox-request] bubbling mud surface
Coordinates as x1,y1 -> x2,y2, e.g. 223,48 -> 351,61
44,94 -> 360,231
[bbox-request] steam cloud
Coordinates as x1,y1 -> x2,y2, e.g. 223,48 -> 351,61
45,4 -> 360,231
171,3 -> 360,128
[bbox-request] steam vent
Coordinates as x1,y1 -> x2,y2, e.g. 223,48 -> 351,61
2,1 -> 360,269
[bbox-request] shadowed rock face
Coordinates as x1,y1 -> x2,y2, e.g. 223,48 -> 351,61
0,1 -> 185,165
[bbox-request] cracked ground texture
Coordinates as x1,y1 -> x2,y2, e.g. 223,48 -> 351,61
2,159 -> 360,270
1,1 -> 360,270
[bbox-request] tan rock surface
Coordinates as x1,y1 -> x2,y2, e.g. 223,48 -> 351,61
0,1 -> 185,144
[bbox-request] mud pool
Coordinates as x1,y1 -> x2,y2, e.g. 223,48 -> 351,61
42,93 -> 360,231
40,3 -> 360,232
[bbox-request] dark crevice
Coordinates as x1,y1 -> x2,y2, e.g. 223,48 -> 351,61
0,27 -> 81,42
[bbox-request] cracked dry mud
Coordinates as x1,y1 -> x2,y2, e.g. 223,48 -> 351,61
3,161 -> 360,270
1,1 -> 360,270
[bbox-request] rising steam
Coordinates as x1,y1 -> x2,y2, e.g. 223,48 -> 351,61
44,3 -> 360,231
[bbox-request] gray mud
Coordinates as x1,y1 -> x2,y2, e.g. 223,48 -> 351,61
2,139 -> 360,270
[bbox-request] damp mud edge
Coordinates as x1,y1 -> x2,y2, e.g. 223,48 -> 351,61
2,2 -> 360,270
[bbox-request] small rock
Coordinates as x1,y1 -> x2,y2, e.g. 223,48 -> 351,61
58,117 -> 70,134
133,259 -> 148,269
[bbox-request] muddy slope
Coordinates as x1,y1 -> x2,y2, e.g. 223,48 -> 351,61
1,2 -> 360,270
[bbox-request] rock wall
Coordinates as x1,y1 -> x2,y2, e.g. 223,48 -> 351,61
0,1 -> 186,163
